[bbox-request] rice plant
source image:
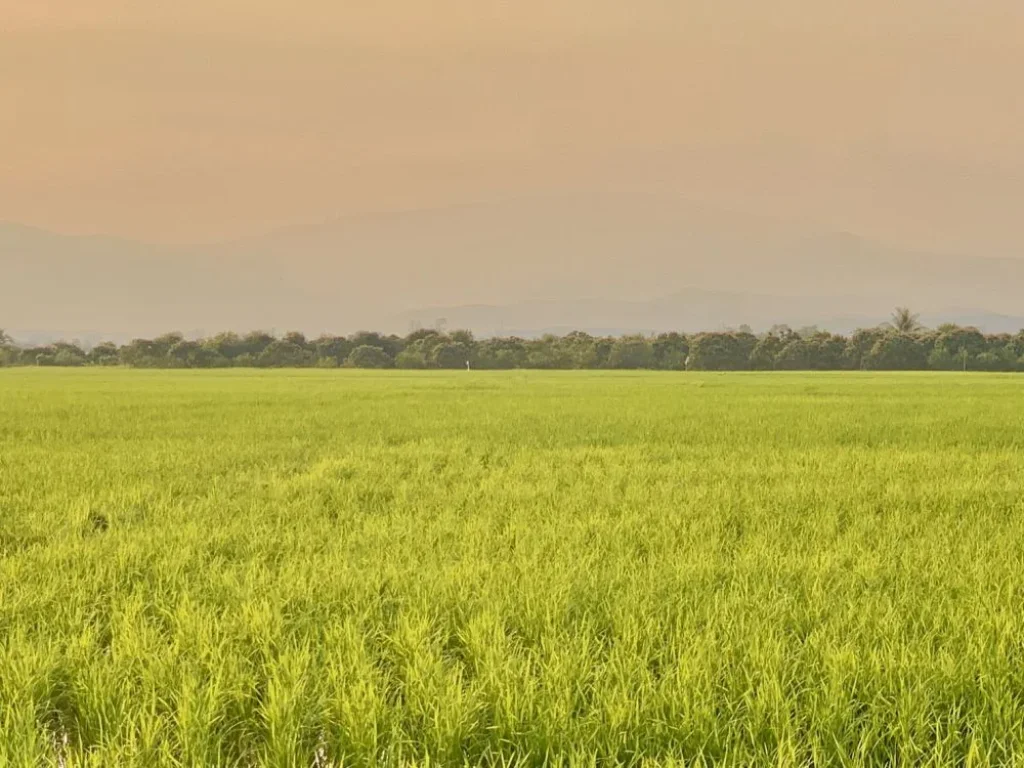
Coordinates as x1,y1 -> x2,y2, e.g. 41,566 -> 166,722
2,369 -> 1023,766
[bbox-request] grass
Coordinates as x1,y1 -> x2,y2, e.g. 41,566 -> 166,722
2,368 -> 1024,766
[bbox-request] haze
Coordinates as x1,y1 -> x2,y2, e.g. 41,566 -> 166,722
3,0 -> 1024,337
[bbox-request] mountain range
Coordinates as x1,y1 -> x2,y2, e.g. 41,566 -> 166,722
4,189 -> 1023,343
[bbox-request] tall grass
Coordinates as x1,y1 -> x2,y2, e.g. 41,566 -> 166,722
1,369 -> 1023,766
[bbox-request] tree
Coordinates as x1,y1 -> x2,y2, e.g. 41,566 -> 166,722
170,340 -> 229,368
404,328 -> 442,345
888,307 -> 922,334
927,345 -> 958,371
151,333 -> 185,359
169,340 -> 201,368
774,339 -> 810,370
933,325 -> 986,370
282,331 -> 309,350
18,319 -> 1024,372
687,333 -> 749,371
0,330 -> 16,367
33,347 -> 58,366
347,345 -> 393,369
432,341 -> 474,369
750,334 -> 786,370
204,332 -> 246,361
350,331 -> 402,358
240,331 -> 276,359
88,342 -> 120,366
313,335 -> 353,366
525,335 -> 573,369
768,325 -> 798,341
476,338 -> 527,369
652,333 -> 689,370
258,340 -> 312,368
863,333 -> 928,370
119,338 -> 164,368
844,328 -> 886,370
607,336 -> 655,369
802,332 -> 846,370
395,348 -> 429,369
53,348 -> 86,367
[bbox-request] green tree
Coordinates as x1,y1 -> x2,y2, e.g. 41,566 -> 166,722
282,331 -> 309,350
432,342 -> 474,369
347,345 -> 393,368
395,348 -> 429,369
887,307 -> 923,334
864,333 -> 928,370
240,331 -> 276,359
313,335 -> 353,366
927,345 -> 957,371
750,334 -> 786,370
53,348 -> 87,367
607,336 -> 655,369
687,333 -> 749,371
170,340 -> 230,368
476,338 -> 527,369
933,325 -> 986,370
558,332 -> 603,369
350,331 -> 402,358
119,338 -> 161,367
525,335 -> 573,369
0,330 -> 17,367
258,340 -> 312,368
652,333 -> 689,370
169,340 -> 201,368
203,332 -> 246,361
803,332 -> 846,370
151,333 -> 185,359
87,342 -> 120,366
844,328 -> 886,370
774,339 -> 810,370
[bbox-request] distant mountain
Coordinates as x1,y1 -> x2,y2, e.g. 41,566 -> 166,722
4,189 -> 1024,339
395,292 -> 1024,338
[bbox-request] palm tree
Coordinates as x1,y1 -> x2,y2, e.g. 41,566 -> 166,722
887,307 -> 922,334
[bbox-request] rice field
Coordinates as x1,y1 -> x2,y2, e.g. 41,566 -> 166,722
2,368 -> 1024,767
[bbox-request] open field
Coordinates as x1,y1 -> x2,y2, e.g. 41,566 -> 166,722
2,369 -> 1024,766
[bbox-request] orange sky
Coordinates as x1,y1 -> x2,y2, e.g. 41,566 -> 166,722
3,0 -> 1023,250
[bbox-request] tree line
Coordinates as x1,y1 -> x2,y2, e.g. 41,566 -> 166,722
3,310 -> 1024,372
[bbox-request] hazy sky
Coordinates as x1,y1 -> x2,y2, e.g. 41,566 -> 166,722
3,0 -> 1024,251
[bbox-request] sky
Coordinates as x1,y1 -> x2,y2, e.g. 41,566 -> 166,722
3,0 -> 1023,253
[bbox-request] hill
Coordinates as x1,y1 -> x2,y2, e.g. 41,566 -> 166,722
4,190 -> 1024,339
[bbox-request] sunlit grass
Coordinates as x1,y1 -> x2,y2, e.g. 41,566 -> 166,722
2,369 -> 1024,766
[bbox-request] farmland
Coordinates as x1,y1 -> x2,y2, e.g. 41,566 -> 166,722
2,369 -> 1024,766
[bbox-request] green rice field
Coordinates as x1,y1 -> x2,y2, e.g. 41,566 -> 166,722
2,369 -> 1024,766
